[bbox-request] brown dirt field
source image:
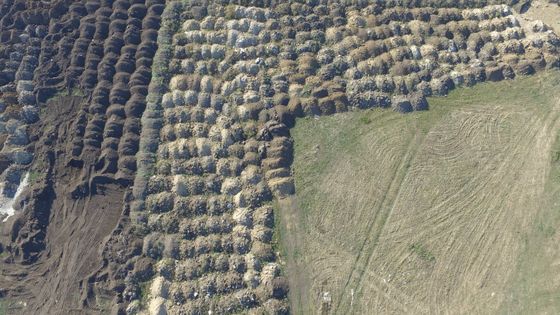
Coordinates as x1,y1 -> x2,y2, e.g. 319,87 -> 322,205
0,96 -> 130,314
0,1 -> 162,312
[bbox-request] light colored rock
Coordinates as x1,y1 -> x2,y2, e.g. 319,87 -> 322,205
251,225 -> 272,243
18,91 -> 35,105
243,269 -> 261,288
268,177 -> 294,197
150,276 -> 170,299
245,253 -> 261,271
161,92 -> 173,109
16,80 -> 33,93
11,150 -> 32,165
126,300 -> 141,314
260,262 -> 280,283
227,29 -> 239,46
391,95 -> 413,113
148,296 -> 167,315
200,76 -> 213,93
173,175 -> 188,197
184,90 -> 198,106
234,190 -> 249,207
221,129 -> 235,147
236,34 -> 258,48
241,165 -> 262,186
195,138 -> 211,156
531,20 -> 548,33
183,20 -> 200,31
222,177 -> 242,195
233,207 -> 252,227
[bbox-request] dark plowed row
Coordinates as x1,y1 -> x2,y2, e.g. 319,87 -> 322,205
65,0 -> 164,185
0,1 -> 165,314
0,0 -> 164,201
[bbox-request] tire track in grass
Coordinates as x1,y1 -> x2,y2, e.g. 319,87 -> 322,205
338,107 -> 525,313
428,112 -> 538,312
384,110 -> 534,241
379,108 -> 531,313
358,103 -> 560,313
294,115 -> 412,314
335,131 -> 424,314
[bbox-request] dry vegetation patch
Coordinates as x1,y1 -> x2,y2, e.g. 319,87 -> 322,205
284,70 -> 560,314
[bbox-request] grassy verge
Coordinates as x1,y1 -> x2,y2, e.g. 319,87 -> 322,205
499,115 -> 560,314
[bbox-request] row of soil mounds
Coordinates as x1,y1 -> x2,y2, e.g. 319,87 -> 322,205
0,0 -> 164,314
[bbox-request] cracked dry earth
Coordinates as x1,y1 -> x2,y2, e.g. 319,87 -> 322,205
0,0 -> 559,314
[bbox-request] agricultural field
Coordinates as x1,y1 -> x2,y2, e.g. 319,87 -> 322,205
284,70 -> 560,314
0,0 -> 559,314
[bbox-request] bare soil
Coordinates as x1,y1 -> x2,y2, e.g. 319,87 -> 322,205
0,96 -> 132,314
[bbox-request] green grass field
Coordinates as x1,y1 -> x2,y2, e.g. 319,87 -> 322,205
277,70 -> 560,314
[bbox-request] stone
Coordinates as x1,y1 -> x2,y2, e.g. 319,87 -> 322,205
409,93 -> 429,111
12,150 -> 32,165
486,66 -> 505,81
391,95 -> 413,113
268,177 -> 295,197
148,296 -> 167,315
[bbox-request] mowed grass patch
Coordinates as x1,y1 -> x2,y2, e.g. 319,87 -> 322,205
280,70 -> 560,314
500,115 -> 560,314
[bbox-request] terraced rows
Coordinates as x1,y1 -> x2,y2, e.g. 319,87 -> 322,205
129,2 -> 291,314
0,1 -> 83,201
126,1 -> 560,314
65,0 -> 164,184
0,0 -> 165,206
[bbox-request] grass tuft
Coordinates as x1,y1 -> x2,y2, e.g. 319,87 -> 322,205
409,242 -> 436,262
